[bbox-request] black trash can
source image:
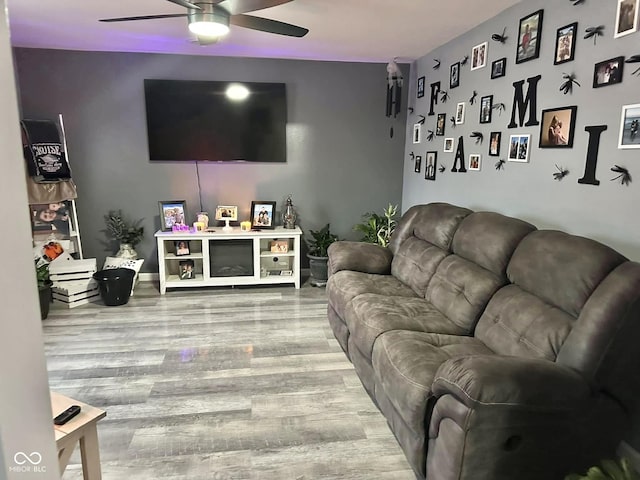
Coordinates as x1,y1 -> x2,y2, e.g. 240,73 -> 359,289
93,268 -> 135,306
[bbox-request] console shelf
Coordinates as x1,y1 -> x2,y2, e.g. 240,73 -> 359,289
155,226 -> 302,294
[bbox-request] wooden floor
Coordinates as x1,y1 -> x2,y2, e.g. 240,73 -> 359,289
42,280 -> 415,479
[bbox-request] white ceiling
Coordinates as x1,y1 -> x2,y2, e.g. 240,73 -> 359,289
7,0 -> 521,63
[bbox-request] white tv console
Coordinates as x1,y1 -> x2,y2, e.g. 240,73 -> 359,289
155,226 -> 302,294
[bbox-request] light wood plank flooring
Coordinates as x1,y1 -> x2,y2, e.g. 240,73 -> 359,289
42,281 -> 415,479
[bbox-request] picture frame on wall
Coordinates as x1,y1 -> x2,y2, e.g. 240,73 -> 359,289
554,22 -> 577,65
455,102 -> 465,125
436,114 -> 446,136
516,9 -> 544,64
593,57 -> 625,88
479,95 -> 493,124
471,42 -> 488,71
508,134 -> 531,162
250,201 -> 276,229
425,151 -> 437,181
491,58 -> 506,79
618,103 -> 640,149
414,155 -> 422,173
159,200 -> 187,231
413,123 -> 422,144
444,138 -> 454,153
614,0 -> 639,38
450,62 -> 460,88
417,76 -> 426,98
489,132 -> 501,156
469,154 -> 481,171
539,106 -> 578,148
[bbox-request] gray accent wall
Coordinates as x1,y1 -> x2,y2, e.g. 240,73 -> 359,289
14,49 -> 407,271
402,0 -> 640,262
402,0 -> 640,452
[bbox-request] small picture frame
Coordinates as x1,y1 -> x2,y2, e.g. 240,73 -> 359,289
413,123 -> 422,144
469,154 -> 481,171
425,151 -> 437,181
471,42 -> 488,71
491,58 -> 506,79
508,134 -> 531,162
436,114 -> 446,136
175,240 -> 190,256
614,0 -> 639,38
554,23 -> 577,65
450,62 -> 460,88
30,201 -> 72,236
539,106 -> 578,148
179,259 -> 196,280
593,57 -> 625,88
480,95 -> 493,124
215,205 -> 238,221
270,240 -> 289,253
250,201 -> 276,229
489,131 -> 502,157
455,102 -> 465,125
417,76 -> 426,98
159,200 -> 187,231
618,103 -> 640,149
444,138 -> 455,153
516,9 -> 544,64
414,155 -> 422,173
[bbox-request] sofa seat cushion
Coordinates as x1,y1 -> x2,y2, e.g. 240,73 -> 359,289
348,295 -> 467,361
372,330 -> 493,435
326,270 -> 417,320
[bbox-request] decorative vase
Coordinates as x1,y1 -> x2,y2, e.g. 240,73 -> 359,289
282,194 -> 297,229
307,253 -> 329,287
197,212 -> 209,229
116,243 -> 138,260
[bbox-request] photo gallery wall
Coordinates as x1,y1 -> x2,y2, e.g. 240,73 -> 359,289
410,0 -> 640,182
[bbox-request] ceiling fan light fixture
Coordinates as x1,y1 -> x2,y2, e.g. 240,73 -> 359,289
188,4 -> 230,38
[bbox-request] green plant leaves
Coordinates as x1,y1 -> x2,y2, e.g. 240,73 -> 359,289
354,203 -> 398,247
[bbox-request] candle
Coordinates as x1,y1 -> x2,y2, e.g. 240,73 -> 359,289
193,221 -> 205,232
240,221 -> 252,231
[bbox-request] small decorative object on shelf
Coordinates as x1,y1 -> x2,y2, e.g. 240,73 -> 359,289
282,194 -> 297,229
240,221 -> 252,231
196,212 -> 209,229
215,205 -> 238,232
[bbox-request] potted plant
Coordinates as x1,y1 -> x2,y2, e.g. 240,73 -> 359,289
306,223 -> 339,287
104,210 -> 144,259
36,260 -> 52,320
353,203 -> 398,247
565,457 -> 639,480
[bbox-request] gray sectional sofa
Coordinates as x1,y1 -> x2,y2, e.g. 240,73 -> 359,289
326,202 -> 640,480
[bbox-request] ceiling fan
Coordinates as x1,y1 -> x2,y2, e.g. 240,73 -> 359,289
99,0 -> 309,45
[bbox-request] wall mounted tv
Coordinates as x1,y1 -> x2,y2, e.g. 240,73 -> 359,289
144,79 -> 287,162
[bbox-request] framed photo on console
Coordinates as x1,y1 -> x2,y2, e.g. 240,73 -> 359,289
250,201 -> 276,229
175,240 -> 190,256
215,205 -> 238,221
158,200 -> 187,231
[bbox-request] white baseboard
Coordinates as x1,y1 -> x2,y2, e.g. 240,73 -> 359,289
138,272 -> 159,282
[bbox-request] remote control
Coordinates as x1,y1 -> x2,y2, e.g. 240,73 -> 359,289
54,405 -> 81,425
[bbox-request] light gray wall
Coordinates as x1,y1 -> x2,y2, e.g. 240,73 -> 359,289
402,0 -> 640,451
0,1 -> 59,478
402,0 -> 640,262
14,48 -> 407,271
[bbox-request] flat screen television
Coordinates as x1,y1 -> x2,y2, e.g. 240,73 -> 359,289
143,79 -> 287,162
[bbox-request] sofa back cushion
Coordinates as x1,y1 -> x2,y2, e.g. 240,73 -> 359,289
391,203 -> 472,296
425,212 -> 536,333
476,230 -> 627,361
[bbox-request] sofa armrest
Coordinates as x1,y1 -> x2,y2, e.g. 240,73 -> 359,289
327,241 -> 393,276
432,355 -> 590,411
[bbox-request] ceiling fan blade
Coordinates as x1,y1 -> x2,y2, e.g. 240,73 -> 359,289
99,13 -> 188,22
166,0 -> 203,9
218,0 -> 292,15
231,14 -> 308,37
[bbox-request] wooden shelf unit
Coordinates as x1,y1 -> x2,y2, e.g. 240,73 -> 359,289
155,226 -> 302,294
